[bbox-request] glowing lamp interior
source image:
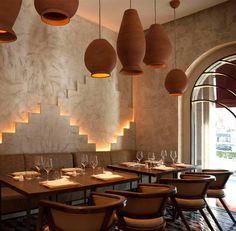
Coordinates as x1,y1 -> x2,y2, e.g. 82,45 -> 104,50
170,93 -> 182,96
92,73 -> 110,78
0,30 -> 7,33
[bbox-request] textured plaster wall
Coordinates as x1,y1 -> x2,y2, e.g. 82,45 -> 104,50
0,1 -> 133,153
134,0 -> 236,159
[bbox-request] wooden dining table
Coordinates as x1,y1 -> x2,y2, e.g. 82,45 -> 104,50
107,163 -> 197,183
0,168 -> 139,230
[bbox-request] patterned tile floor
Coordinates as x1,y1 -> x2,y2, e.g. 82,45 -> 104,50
0,207 -> 236,231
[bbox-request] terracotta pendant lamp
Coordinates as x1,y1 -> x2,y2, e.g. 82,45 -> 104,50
84,0 -> 116,78
34,0 -> 79,26
144,0 -> 172,69
0,0 -> 22,43
165,0 -> 187,96
117,0 -> 145,76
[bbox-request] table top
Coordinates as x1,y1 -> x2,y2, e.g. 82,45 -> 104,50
0,169 -> 139,198
107,163 -> 197,177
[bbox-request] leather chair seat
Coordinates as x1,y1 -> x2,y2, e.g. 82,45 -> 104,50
207,189 -> 225,198
115,215 -> 165,231
176,198 -> 205,209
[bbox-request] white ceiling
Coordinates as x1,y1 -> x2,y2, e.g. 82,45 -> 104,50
77,0 -> 228,32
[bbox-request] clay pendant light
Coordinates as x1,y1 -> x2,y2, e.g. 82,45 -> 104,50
84,0 -> 116,78
0,0 -> 22,43
34,0 -> 79,26
165,0 -> 187,96
144,0 -> 172,69
117,0 -> 145,76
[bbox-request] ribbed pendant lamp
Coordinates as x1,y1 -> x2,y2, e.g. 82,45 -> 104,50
117,0 -> 145,76
0,0 -> 22,43
84,0 -> 116,78
165,0 -> 187,96
34,0 -> 79,26
144,0 -> 172,69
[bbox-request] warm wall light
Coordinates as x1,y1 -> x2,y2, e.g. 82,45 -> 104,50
34,0 -> 79,26
117,0 -> 145,76
84,0 -> 116,78
144,0 -> 172,69
0,0 -> 22,43
165,0 -> 187,96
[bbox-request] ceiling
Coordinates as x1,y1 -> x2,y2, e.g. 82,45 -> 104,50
77,0 -> 228,32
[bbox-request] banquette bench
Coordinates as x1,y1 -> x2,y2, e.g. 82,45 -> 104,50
0,150 -> 136,215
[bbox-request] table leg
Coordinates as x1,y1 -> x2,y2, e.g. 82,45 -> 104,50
149,175 -> 152,183
0,185 -> 2,226
26,199 -> 31,231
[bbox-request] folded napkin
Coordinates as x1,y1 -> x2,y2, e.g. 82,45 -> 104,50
40,178 -> 80,189
120,162 -> 144,167
92,173 -> 123,181
173,163 -> 193,168
61,167 -> 82,172
152,166 -> 175,171
11,171 -> 39,177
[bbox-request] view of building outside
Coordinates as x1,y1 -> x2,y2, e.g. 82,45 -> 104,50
213,107 -> 236,211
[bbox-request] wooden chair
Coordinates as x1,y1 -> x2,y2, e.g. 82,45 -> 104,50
36,192 -> 126,231
160,174 -> 216,231
107,183 -> 176,231
185,169 -> 236,225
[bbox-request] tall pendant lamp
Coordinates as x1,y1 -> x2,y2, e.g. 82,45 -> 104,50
34,0 -> 79,26
165,0 -> 187,96
144,0 -> 172,69
117,0 -> 145,76
84,0 -> 116,78
0,0 -> 22,43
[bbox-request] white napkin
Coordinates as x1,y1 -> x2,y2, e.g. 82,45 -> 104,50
120,162 -> 144,167
173,163 -> 193,168
40,178 -> 79,189
92,173 -> 123,181
152,166 -> 175,171
61,167 -> 82,172
12,171 -> 39,176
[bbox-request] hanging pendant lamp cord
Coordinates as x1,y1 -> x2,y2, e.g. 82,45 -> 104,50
99,0 -> 101,38
154,0 -> 157,24
174,7 -> 177,68
130,0 -> 132,9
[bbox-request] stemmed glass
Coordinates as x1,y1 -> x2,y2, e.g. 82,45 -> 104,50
81,154 -> 88,175
161,150 -> 167,165
170,151 -> 177,164
148,152 -> 155,168
136,151 -> 143,163
34,156 -> 43,178
42,157 -> 53,181
90,155 -> 98,175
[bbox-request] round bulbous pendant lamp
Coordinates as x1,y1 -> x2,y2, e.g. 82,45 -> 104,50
0,0 -> 22,43
164,0 -> 187,96
84,0 -> 116,78
34,0 -> 79,26
144,23 -> 172,69
117,1 -> 145,76
165,68 -> 187,96
85,38 -> 117,78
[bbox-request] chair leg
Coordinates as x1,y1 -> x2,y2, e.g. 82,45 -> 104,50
176,208 -> 191,231
204,200 -> 223,231
219,198 -> 236,224
199,209 -> 214,231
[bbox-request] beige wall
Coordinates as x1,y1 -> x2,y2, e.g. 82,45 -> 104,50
134,0 -> 236,160
0,1 -> 134,153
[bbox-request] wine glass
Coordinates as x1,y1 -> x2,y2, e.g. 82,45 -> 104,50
90,155 -> 98,175
170,151 -> 177,164
42,157 -> 53,181
136,151 -> 143,163
81,154 -> 88,175
161,150 -> 167,165
148,152 -> 155,168
34,156 -> 43,178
